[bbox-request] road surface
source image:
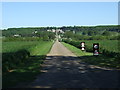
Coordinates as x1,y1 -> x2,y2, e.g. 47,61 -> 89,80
15,40 -> 120,88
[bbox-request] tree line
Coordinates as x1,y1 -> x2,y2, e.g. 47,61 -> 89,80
61,25 -> 119,40
2,25 -> 119,40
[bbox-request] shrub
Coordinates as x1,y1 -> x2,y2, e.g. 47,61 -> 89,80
2,49 -> 30,72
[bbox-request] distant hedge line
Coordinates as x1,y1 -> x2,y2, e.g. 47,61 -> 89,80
2,37 -> 54,42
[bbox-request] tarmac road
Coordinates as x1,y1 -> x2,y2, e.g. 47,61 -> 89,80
15,40 -> 120,88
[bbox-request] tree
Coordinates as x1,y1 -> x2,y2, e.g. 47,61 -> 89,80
64,31 -> 74,38
82,31 -> 87,35
88,31 -> 94,36
102,31 -> 111,36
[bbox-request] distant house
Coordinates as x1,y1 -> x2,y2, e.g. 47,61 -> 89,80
47,29 -> 56,32
47,29 -> 64,33
13,34 -> 21,37
47,30 -> 51,32
52,29 -> 56,32
34,31 -> 38,33
56,29 -> 64,33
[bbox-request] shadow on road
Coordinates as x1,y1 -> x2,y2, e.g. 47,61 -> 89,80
2,55 -> 46,88
25,55 -> 120,88
3,55 -> 120,88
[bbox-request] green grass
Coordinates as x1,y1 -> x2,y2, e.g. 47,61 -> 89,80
62,42 -> 120,69
3,41 -> 54,88
2,41 -> 40,53
30,41 -> 53,55
64,40 -> 119,53
62,42 -> 92,56
81,56 -> 120,68
77,40 -> 119,53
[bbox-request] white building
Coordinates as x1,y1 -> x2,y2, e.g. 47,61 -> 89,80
13,34 -> 21,37
47,29 -> 64,33
56,29 -> 64,33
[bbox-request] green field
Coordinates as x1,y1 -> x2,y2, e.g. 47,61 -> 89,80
2,41 -> 53,54
2,40 -> 54,88
2,41 -> 39,53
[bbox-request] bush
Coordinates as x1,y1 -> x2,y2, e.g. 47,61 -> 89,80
2,49 -> 30,72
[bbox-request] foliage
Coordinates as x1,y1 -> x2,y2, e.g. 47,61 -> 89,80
61,25 -> 119,40
102,31 -> 112,36
63,31 -> 119,40
2,28 -> 56,41
60,25 -> 119,32
2,25 -> 119,39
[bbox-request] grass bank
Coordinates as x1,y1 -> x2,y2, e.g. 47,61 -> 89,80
62,42 -> 92,56
62,42 -> 120,69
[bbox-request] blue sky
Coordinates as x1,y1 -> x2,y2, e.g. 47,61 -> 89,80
2,2 -> 118,29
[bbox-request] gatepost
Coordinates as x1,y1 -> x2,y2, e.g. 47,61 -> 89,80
81,42 -> 85,51
93,43 -> 99,56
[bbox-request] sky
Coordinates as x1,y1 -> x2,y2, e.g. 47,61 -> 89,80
2,2 -> 118,29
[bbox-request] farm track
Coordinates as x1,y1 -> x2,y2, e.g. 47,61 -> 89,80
14,40 -> 120,88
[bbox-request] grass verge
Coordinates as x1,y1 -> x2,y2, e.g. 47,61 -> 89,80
62,42 -> 92,56
62,42 -> 120,69
3,41 -> 54,88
